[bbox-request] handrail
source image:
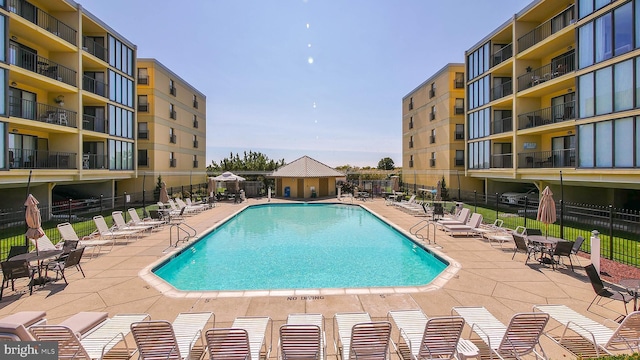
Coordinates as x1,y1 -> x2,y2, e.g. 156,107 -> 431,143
169,223 -> 197,247
409,219 -> 436,244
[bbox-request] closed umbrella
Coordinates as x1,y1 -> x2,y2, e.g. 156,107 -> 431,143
207,177 -> 215,198
159,181 -> 170,203
536,186 -> 557,238
25,194 -> 45,242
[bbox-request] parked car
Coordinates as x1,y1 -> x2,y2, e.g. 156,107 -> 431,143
500,189 -> 538,205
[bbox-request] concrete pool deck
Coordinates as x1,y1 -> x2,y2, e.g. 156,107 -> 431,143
0,197 -> 627,359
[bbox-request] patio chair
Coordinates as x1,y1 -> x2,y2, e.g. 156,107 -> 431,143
387,309 -> 478,360
511,234 -> 539,263
333,312 -> 392,360
525,228 -> 543,236
7,245 -> 28,259
585,264 -> 631,315
128,208 -> 166,228
45,247 -> 86,284
452,306 -> 549,360
93,215 -> 140,242
57,222 -> 114,257
571,236 -> 585,267
0,311 -> 48,340
533,304 -> 640,357
206,316 -> 272,360
112,211 -> 154,232
443,213 -> 484,237
175,198 -> 204,214
0,259 -> 37,300
283,313 -> 326,360
436,208 -> 471,229
30,313 -> 150,360
131,312 -> 214,360
543,240 -> 575,271
185,198 -> 208,211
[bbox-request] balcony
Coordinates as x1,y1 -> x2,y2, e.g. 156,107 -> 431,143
193,160 -> 199,168
491,153 -> 513,168
193,119 -> 199,128
429,135 -> 435,144
82,37 -> 107,61
83,75 -> 107,97
193,99 -> 199,109
9,148 -> 77,169
9,97 -> 77,128
408,102 -> 413,110
170,86 -> 177,96
517,5 -> 575,53
518,100 -> 575,130
491,117 -> 513,135
409,160 -> 413,168
430,112 -> 436,121
193,140 -> 198,148
138,104 -> 149,112
9,44 -> 77,86
429,89 -> 435,98
8,0 -> 77,45
454,79 -> 464,89
492,43 -> 513,67
519,149 -> 575,168
455,159 -> 464,166
517,52 -> 575,91
138,130 -> 149,140
454,131 -> 464,140
169,159 -> 176,168
138,156 -> 149,167
138,76 -> 149,85
82,113 -> 107,133
454,106 -> 464,115
170,110 -> 177,119
430,159 -> 436,167
490,80 -> 513,101
169,134 -> 176,144
82,154 -> 107,169
409,141 -> 413,149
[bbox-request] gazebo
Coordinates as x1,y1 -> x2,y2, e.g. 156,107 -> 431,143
270,156 -> 344,198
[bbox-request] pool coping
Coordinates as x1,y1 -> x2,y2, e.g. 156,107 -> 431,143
138,202 -> 462,298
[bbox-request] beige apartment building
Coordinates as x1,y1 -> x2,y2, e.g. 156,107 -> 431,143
464,0 -> 640,208
119,58 -> 206,197
0,0 -> 137,208
402,64 -> 483,195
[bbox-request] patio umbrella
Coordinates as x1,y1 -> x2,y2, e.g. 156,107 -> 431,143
159,181 -> 170,203
536,186 -> 557,238
212,171 -> 245,182
207,177 -> 215,198
25,194 -> 45,242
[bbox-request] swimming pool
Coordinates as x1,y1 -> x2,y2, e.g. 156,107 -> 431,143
153,203 -> 448,291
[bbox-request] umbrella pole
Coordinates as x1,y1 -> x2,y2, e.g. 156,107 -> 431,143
25,170 -> 32,247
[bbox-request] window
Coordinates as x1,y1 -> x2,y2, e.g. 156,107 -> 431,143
454,72 -> 464,88
409,155 -> 413,168
614,2 -> 632,56
138,149 -> 148,166
408,116 -> 413,129
429,83 -> 436,98
169,104 -> 176,119
170,152 -> 176,167
493,109 -> 512,134
614,60 -> 633,111
455,150 -> 464,166
579,22 -> 594,69
455,124 -> 465,140
138,95 -> 148,112
409,136 -> 413,148
169,79 -> 176,96
138,122 -> 148,140
615,117 -> 633,167
430,105 -> 436,120
408,97 -> 413,110
455,98 -> 464,114
579,72 -> 595,117
430,129 -> 436,144
430,152 -> 436,167
595,67 -> 612,115
468,140 -> 490,169
108,104 -> 134,139
193,94 -> 198,108
137,68 -> 148,85
169,128 -> 176,143
108,35 -> 134,76
108,139 -> 133,170
467,42 -> 490,80
193,155 -> 198,168
596,121 -> 613,167
193,135 -> 198,148
108,70 -> 134,107
193,114 -> 199,128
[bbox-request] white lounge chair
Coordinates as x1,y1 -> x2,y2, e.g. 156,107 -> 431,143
30,313 -> 150,360
333,312 -> 392,360
131,311 -> 214,360
185,198 -> 208,211
437,208 -> 471,229
387,309 -> 479,360
452,306 -> 549,360
93,215 -> 140,242
282,313 -> 326,360
443,213 -> 484,237
175,198 -> 204,214
127,208 -> 166,228
57,222 -> 114,257
533,304 -> 640,357
206,316 -> 272,360
112,211 -> 153,232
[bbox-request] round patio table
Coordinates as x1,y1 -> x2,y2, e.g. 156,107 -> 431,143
619,278 -> 640,311
526,235 -> 566,265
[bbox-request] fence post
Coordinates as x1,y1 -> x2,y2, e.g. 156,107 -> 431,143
474,190 -> 477,213
560,199 -> 564,239
609,204 -> 614,260
495,193 -> 499,221
524,196 -> 528,229
68,198 -> 72,223
142,188 -> 148,217
100,194 -> 103,216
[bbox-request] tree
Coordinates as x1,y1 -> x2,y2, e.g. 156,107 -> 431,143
153,175 -> 163,202
377,157 -> 395,170
440,176 -> 450,201
207,151 -> 286,173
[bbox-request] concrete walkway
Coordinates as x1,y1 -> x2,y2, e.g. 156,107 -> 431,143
0,197 -> 627,359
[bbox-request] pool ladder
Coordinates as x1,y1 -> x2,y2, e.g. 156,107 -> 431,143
409,219 -> 437,244
170,222 -> 197,247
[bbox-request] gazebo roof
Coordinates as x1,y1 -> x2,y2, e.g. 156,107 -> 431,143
270,156 -> 344,178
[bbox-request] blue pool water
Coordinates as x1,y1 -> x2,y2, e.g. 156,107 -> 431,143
154,203 -> 448,291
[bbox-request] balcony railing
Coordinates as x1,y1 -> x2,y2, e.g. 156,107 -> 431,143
9,44 -> 77,86
170,86 -> 177,96
491,153 -> 513,168
8,0 -> 77,45
9,97 -> 77,128
82,113 -> 107,133
8,148 -> 77,169
429,135 -> 435,144
409,102 -> 414,110
82,37 -> 107,61
170,110 -> 177,119
138,157 -> 149,167
83,75 -> 107,97
82,154 -> 107,169
169,134 -> 176,144
492,43 -> 513,67
138,76 -> 149,85
517,52 -> 575,91
518,5 -> 575,53
409,160 -> 413,168
454,106 -> 464,115
138,130 -> 149,140
454,79 -> 464,89
454,131 -> 464,140
430,159 -> 436,167
193,119 -> 199,128
193,99 -> 199,109
429,89 -> 435,98
491,117 -> 513,135
193,140 -> 198,148
409,141 -> 413,148
455,159 -> 465,166
491,80 -> 513,101
518,100 -> 576,130
138,104 -> 149,112
193,160 -> 199,168
430,112 -> 435,120
169,159 -> 176,168
519,149 -> 576,168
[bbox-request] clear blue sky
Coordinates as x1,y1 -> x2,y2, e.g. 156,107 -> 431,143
78,0 -> 531,168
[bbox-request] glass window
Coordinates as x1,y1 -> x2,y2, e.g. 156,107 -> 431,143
579,0 -> 594,19
595,0 -> 611,12
0,122 -> 4,168
614,60 -> 633,111
579,23 -> 594,69
615,117 -> 633,167
596,121 -> 612,167
637,58 -> 640,107
595,67 -> 612,115
637,0 -> 640,48
108,36 -> 115,66
636,117 -> 640,165
579,123 -> 594,167
579,73 -> 595,117
614,2 -> 632,56
595,13 -> 612,63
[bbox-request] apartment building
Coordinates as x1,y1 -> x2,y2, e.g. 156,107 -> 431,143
0,0 -> 136,208
120,58 -> 206,195
465,0 -> 640,208
402,64 -> 483,193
